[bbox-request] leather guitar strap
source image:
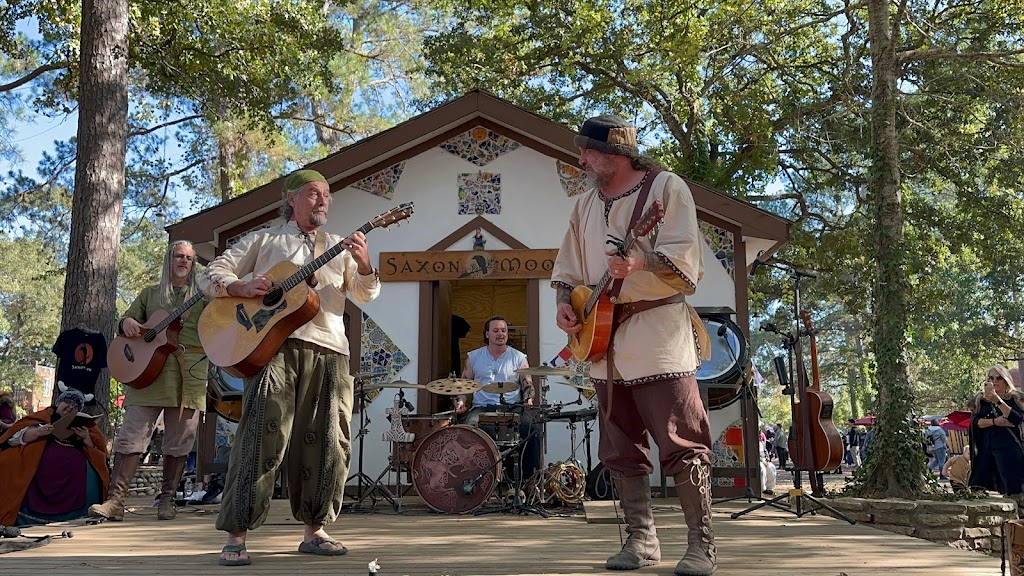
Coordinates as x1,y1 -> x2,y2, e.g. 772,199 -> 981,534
306,230 -> 327,287
602,169 -> 661,423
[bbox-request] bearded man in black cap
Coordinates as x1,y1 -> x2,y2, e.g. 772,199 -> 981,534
551,115 -> 716,575
200,169 -> 381,566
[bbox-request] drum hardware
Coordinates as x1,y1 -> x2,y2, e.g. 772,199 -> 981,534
348,374 -> 396,510
481,381 -> 521,394
514,364 -> 574,377
552,377 -> 595,391
543,460 -> 587,505
366,389 -> 417,512
471,424 -> 549,518
425,377 -> 482,395
478,412 -> 521,446
542,408 -> 598,423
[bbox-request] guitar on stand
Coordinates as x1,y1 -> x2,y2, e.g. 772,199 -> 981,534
199,203 -> 413,377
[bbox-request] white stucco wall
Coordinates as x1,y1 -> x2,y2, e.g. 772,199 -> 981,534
312,136 -> 744,489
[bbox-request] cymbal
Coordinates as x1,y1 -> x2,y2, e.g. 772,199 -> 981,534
354,372 -> 375,381
515,365 -> 574,377
481,381 -> 521,394
388,379 -> 425,389
425,377 -> 481,395
354,380 -> 382,393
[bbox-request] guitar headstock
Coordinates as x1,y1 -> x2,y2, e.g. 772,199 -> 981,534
635,200 -> 664,236
799,309 -> 814,331
369,202 -> 414,230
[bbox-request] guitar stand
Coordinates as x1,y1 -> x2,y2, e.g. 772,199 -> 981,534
475,429 -> 548,518
347,384 -> 387,509
732,468 -> 854,523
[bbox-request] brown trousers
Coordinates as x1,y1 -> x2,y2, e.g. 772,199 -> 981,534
596,374 -> 711,478
216,340 -> 353,533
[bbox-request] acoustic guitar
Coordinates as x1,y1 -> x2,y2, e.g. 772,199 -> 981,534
787,310 -> 844,473
567,201 -> 664,361
107,291 -> 205,389
199,203 -> 414,377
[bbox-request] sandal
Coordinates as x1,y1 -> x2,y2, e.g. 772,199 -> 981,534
298,536 -> 348,556
218,543 -> 252,566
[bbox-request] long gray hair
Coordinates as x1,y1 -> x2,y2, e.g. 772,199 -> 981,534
279,182 -> 302,221
158,240 -> 199,308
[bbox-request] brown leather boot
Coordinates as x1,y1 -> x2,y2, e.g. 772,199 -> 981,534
157,455 -> 188,520
605,474 -> 661,570
88,452 -> 142,521
674,461 -> 716,576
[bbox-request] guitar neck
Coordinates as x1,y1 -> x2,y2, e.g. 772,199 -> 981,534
583,229 -> 639,317
148,291 -> 205,334
280,222 -> 374,291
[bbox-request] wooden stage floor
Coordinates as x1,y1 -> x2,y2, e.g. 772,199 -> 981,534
3,496 -> 1002,575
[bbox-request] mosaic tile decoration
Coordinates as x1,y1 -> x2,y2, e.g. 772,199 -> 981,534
566,358 -> 595,401
439,125 -> 521,166
359,311 -> 411,404
557,160 -> 588,197
710,419 -> 744,487
699,221 -> 735,279
351,161 -> 405,200
457,172 -> 502,215
226,220 -> 275,247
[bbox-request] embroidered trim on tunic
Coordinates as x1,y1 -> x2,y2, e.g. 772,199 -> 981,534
591,370 -> 697,387
653,251 -> 697,291
551,280 -> 574,291
600,172 -> 649,225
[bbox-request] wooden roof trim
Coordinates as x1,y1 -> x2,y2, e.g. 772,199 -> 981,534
429,216 -> 529,251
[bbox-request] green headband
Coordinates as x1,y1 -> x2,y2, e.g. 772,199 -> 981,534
283,169 -> 328,192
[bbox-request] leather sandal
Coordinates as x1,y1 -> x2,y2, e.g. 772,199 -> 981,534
218,543 -> 251,566
298,536 -> 348,556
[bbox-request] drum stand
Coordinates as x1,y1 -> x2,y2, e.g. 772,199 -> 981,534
474,427 -> 549,518
347,383 -> 396,510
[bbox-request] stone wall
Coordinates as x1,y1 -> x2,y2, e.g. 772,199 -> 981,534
820,497 -> 1017,553
129,464 -> 162,497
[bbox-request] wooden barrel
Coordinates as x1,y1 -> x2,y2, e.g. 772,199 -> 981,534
1009,519 -> 1024,576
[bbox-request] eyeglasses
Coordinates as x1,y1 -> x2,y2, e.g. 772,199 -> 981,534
987,375 -> 1005,382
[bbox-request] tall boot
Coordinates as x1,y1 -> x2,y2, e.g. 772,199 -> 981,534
674,461 -> 716,576
88,452 -> 142,521
157,455 -> 188,520
605,474 -> 661,570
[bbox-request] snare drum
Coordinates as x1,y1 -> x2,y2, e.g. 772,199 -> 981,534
412,425 -> 501,513
391,414 -> 452,470
478,412 -> 521,446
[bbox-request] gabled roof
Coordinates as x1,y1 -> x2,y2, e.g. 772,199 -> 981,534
168,89 -> 790,262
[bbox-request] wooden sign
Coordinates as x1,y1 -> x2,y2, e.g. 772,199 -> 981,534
379,249 -> 559,281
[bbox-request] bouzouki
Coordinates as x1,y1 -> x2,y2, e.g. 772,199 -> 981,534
567,201 -> 664,362
107,291 -> 206,390
788,310 -> 844,474
199,203 -> 414,377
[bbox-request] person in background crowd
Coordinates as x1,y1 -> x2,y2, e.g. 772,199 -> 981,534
0,390 -> 16,432
968,364 -> 1024,506
943,444 -> 971,494
0,384 -> 108,525
925,419 -> 949,479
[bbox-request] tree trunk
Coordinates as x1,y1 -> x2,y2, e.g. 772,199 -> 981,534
856,0 -> 925,499
59,0 -> 129,424
217,131 -> 239,202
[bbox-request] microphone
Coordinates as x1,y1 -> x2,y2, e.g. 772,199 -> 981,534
747,258 -> 764,280
462,478 -> 475,495
717,323 -> 728,338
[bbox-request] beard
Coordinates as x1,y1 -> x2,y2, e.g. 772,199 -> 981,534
310,211 -> 328,226
173,267 -> 190,279
585,165 -> 612,191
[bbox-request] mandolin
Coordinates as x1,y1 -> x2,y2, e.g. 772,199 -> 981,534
788,310 -> 844,473
567,201 -> 664,362
198,203 -> 414,377
107,292 -> 205,389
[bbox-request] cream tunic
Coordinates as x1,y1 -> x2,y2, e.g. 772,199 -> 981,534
551,171 -> 704,385
199,219 -> 381,356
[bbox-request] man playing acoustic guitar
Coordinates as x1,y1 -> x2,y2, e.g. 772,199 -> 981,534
551,116 -> 715,576
89,240 -> 208,523
199,169 -> 380,566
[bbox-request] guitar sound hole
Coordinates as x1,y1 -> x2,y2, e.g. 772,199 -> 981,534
262,287 -> 284,308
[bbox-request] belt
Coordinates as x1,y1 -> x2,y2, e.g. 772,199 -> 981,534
613,293 -> 686,328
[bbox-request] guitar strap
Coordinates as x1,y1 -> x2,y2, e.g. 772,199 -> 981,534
306,230 -> 327,288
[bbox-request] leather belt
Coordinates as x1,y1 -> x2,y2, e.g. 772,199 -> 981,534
614,293 -> 686,328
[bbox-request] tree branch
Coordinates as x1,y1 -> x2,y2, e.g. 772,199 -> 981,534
129,114 -> 204,138
0,62 -> 70,93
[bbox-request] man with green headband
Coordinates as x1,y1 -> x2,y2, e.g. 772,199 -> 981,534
200,168 -> 380,566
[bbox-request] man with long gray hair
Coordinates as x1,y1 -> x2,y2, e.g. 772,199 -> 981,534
89,240 -> 208,522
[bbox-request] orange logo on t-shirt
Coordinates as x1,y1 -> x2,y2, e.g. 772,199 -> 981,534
75,343 -> 94,364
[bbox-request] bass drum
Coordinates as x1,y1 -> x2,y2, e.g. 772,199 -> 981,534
412,425 -> 501,514
696,316 -> 748,409
208,367 -> 244,423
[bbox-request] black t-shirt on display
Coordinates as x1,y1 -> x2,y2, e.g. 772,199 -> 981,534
52,327 -> 108,399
